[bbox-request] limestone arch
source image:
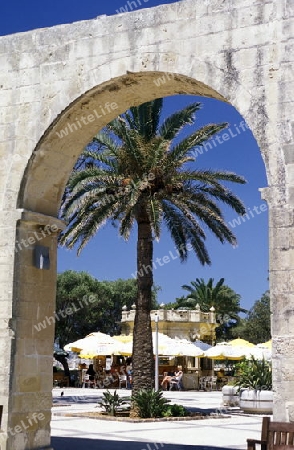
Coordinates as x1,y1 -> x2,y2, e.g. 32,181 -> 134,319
19,70 -> 266,216
0,1 -> 293,448
15,70 -> 267,447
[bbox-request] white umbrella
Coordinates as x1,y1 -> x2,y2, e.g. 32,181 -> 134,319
204,343 -> 246,360
64,332 -> 127,358
113,333 -> 204,357
172,338 -> 205,357
113,332 -> 174,355
244,346 -> 271,361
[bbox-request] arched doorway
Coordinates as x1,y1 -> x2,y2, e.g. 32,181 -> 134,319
0,1 -> 293,447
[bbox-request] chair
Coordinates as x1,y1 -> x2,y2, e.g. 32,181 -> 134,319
199,376 -> 207,390
82,374 -> 90,388
199,376 -> 211,391
118,374 -> 127,389
207,376 -> 218,391
82,374 -> 96,388
169,374 -> 183,391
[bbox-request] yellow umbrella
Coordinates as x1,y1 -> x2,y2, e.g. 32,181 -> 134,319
112,335 -> 133,344
228,338 -> 255,348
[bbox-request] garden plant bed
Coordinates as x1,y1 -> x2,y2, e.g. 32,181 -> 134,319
56,411 -> 231,422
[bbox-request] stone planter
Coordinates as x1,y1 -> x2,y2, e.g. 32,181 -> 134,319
239,389 -> 273,414
222,385 -> 239,407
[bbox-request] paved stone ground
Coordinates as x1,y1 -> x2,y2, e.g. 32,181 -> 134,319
51,388 -> 266,449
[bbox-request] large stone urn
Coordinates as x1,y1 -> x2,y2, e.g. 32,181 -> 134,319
239,389 -> 273,414
222,385 -> 240,407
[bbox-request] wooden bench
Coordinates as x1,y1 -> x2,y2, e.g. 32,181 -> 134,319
247,416 -> 294,450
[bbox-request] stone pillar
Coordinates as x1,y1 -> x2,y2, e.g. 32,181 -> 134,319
0,210 -> 64,450
266,191 -> 294,421
0,209 -> 20,450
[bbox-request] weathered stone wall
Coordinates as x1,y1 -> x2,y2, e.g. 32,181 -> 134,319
0,0 -> 293,447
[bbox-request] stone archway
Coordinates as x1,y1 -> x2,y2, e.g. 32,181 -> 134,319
0,0 -> 293,448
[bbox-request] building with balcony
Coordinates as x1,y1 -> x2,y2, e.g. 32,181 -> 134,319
120,303 -> 218,344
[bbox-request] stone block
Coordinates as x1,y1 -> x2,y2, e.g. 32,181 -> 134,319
11,393 -> 51,413
284,0 -> 294,17
286,163 -> 294,184
279,62 -> 294,83
271,209 -> 294,227
14,356 -> 38,375
281,40 -> 294,63
0,301 -> 12,318
283,144 -> 294,164
35,340 -> 54,356
40,374 -> 53,392
17,375 -> 41,393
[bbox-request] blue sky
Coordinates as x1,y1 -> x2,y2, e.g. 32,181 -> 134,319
1,0 -> 269,312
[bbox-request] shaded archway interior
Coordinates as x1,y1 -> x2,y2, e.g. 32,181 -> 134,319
18,71 -> 228,217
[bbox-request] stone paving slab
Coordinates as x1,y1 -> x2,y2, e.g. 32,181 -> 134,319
51,388 -> 266,449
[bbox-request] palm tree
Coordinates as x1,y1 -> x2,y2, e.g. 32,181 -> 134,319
59,98 -> 246,393
175,277 -> 247,340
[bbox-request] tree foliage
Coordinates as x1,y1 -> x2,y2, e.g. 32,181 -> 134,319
166,277 -> 247,341
231,291 -> 270,344
55,270 -> 155,348
59,98 -> 246,393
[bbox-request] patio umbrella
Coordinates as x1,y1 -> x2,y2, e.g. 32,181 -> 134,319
113,332 -> 172,355
164,338 -> 204,357
204,343 -> 246,360
228,338 -> 272,360
228,338 -> 255,348
113,333 -> 204,357
244,346 -> 271,360
64,332 -> 127,358
257,339 -> 272,349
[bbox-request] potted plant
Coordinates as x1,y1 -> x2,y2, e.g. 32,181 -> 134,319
233,357 -> 273,414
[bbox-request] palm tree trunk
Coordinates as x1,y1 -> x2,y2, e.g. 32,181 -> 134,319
132,216 -> 154,394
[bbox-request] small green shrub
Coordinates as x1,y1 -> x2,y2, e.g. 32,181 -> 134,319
131,389 -> 170,418
162,403 -> 189,417
98,390 -> 129,416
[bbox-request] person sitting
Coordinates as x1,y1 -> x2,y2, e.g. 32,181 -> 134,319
86,364 -> 96,388
126,357 -> 133,389
103,370 -> 115,388
161,366 -> 183,391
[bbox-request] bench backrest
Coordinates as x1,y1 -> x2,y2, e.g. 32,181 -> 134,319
262,417 -> 294,449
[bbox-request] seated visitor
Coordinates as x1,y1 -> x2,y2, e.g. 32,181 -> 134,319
103,370 -> 115,387
161,365 -> 183,390
86,364 -> 96,387
126,357 -> 133,389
